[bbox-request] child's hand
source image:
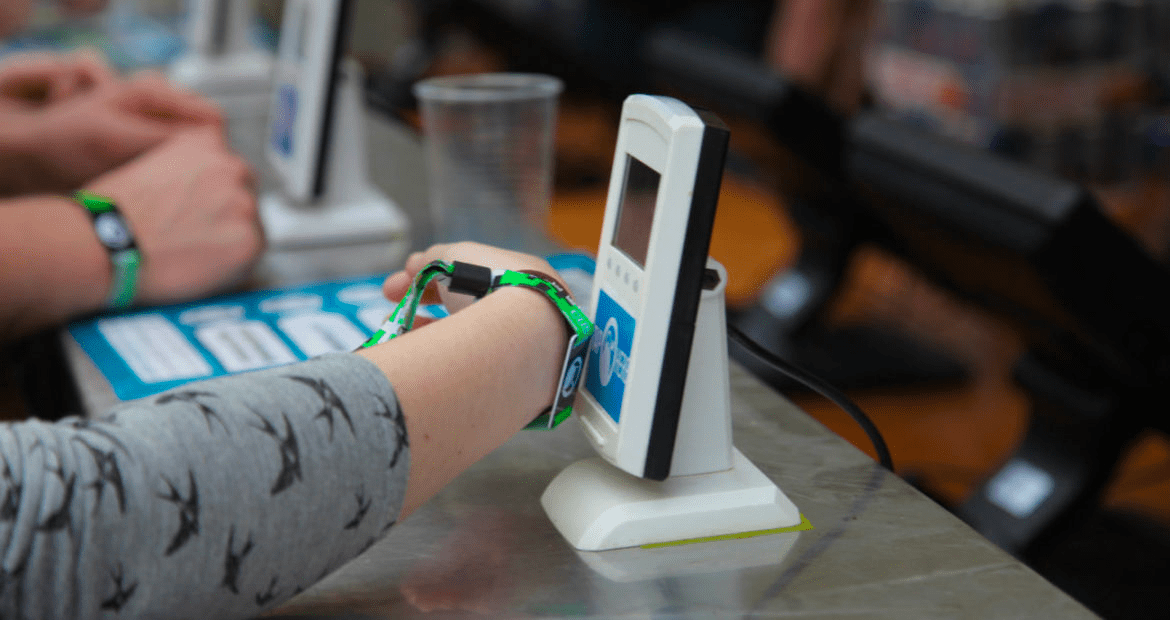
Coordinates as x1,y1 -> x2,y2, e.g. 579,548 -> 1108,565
382,242 -> 564,321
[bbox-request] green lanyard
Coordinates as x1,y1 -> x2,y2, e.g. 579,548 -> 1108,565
360,260 -> 595,429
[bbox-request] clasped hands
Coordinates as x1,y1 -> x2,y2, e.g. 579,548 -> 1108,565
0,48 -> 265,308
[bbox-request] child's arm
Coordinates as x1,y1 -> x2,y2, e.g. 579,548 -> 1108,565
360,242 -> 569,519
0,242 -> 570,619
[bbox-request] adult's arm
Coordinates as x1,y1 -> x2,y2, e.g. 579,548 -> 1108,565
0,243 -> 567,619
0,71 -> 223,195
0,193 -> 110,338
0,128 -> 262,342
0,49 -> 115,105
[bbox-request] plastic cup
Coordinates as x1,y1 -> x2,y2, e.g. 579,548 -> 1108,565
413,73 -> 563,251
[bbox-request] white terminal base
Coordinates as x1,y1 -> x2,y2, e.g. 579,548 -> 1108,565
260,187 -> 409,250
258,189 -> 410,283
169,51 -> 274,113
541,448 -> 801,551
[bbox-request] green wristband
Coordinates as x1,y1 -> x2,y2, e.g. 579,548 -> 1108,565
73,191 -> 141,309
360,260 -> 595,429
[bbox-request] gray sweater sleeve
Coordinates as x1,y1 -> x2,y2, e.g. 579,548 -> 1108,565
0,353 -> 410,620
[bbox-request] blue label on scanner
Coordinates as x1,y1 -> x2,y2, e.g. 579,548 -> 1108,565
271,84 -> 298,157
585,290 -> 633,424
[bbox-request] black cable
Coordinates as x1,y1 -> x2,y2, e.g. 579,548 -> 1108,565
727,322 -> 894,471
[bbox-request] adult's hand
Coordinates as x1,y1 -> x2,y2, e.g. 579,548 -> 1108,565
0,71 -> 224,194
83,127 -> 264,305
0,0 -> 109,38
0,48 -> 115,104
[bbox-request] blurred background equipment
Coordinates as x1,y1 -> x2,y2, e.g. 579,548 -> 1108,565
642,12 -> 1170,567
869,0 -> 1148,187
167,0 -> 274,113
865,0 -> 1170,260
2,0 -> 188,69
353,1 -> 1170,617
258,0 -> 410,276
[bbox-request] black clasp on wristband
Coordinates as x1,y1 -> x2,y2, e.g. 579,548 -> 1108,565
447,261 -> 494,297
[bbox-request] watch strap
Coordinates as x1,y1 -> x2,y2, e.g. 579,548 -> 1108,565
73,190 -> 141,309
107,250 -> 142,309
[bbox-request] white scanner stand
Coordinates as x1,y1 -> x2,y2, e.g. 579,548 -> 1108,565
259,59 -> 409,252
169,0 -> 273,113
542,259 -> 801,551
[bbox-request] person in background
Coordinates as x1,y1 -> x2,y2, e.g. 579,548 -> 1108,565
765,0 -> 874,113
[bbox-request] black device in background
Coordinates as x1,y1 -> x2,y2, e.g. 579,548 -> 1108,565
364,0 -> 774,127
643,29 -> 1170,566
644,28 -> 970,392
309,0 -> 356,200
848,112 -> 1170,553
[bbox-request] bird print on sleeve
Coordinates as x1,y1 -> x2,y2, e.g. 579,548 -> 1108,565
0,354 -> 410,619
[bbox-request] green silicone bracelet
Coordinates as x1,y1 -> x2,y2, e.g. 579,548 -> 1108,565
74,191 -> 141,309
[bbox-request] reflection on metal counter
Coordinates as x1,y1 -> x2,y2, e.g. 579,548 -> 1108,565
574,524 -> 803,583
266,376 -> 1096,619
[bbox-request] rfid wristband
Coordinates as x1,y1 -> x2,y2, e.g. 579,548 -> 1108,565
73,190 -> 141,309
361,260 -> 595,429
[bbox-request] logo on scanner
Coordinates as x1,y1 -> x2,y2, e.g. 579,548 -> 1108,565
561,357 -> 584,398
592,318 -> 629,387
585,291 -> 633,423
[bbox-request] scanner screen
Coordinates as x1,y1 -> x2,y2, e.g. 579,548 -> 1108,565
613,156 -> 660,268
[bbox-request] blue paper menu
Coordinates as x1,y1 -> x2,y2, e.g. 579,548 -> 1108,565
69,254 -> 596,402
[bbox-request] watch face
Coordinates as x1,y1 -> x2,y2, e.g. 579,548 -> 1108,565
93,212 -> 132,250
